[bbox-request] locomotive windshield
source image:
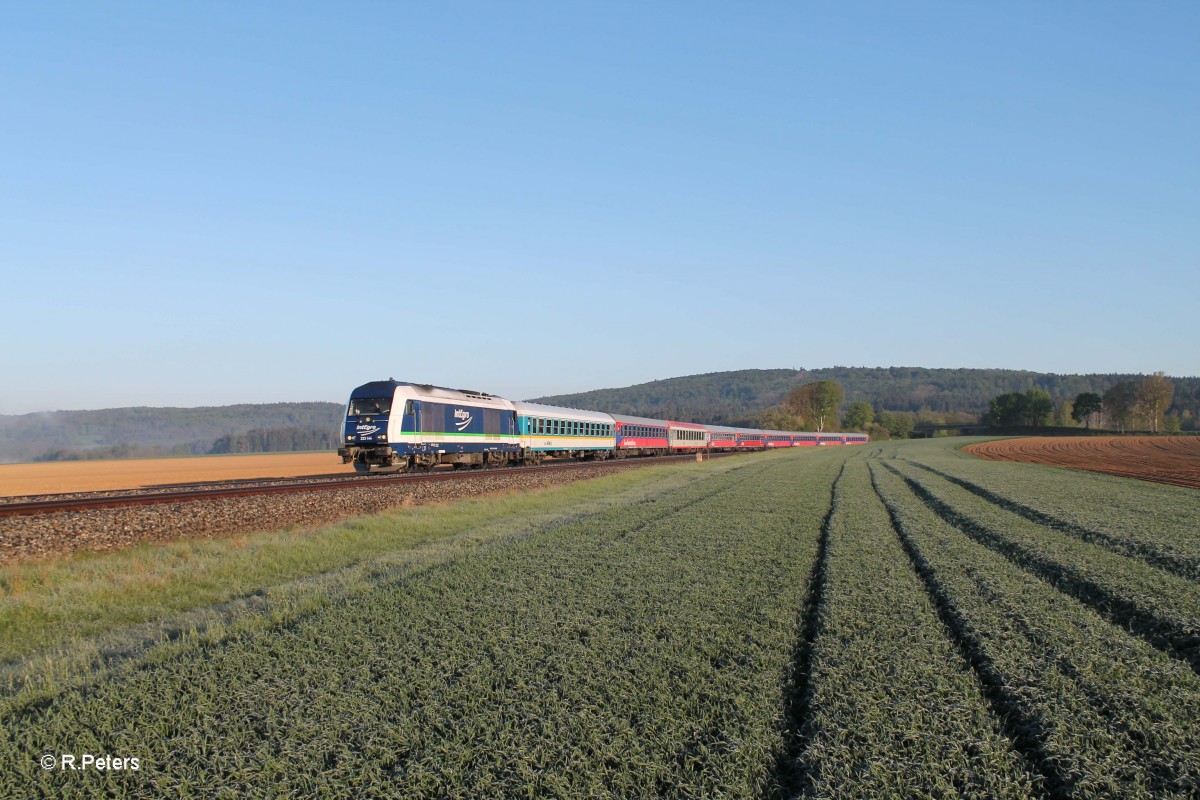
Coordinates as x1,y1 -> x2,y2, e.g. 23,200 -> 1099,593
348,397 -> 393,416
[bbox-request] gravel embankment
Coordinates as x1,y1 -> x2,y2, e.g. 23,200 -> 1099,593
0,462 -> 651,564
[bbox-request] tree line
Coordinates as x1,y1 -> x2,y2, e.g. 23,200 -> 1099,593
536,367 -> 1200,424
33,426 -> 339,461
753,380 -> 917,440
985,372 -> 1183,433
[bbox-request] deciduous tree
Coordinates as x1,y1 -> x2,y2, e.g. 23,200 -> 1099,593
1071,393 -> 1103,429
785,380 -> 845,432
876,410 -> 915,439
755,406 -> 805,431
1138,372 -> 1175,433
1103,382 -> 1139,433
986,392 -> 1027,426
843,401 -> 874,431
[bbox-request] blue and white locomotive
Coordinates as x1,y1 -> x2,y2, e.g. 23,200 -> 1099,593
339,380 -> 617,473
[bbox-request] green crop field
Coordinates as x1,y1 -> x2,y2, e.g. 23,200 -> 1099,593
2,440 -> 1198,798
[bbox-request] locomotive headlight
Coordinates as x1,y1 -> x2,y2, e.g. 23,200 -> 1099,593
346,435 -> 356,441
377,435 -> 387,442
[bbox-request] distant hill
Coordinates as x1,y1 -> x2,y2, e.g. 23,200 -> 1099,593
0,403 -> 344,463
533,367 -> 1200,427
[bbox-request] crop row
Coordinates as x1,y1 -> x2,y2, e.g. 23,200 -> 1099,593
881,458 -> 1200,671
1,451 -> 845,799
789,456 -> 1035,798
897,439 -> 1200,579
869,458 -> 1200,798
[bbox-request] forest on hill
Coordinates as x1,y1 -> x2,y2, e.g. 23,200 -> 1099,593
0,403 -> 344,463
534,367 -> 1200,429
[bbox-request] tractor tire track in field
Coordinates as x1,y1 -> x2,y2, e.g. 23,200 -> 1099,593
867,461 -> 1065,799
880,461 -> 1200,674
767,461 -> 844,800
903,460 -> 1199,582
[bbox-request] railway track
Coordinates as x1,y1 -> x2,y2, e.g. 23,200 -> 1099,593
0,452 -> 742,518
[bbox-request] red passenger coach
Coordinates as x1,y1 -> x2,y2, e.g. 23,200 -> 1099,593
738,432 -> 767,449
612,413 -> 671,457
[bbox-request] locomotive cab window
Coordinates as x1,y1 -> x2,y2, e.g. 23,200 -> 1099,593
349,397 -> 393,416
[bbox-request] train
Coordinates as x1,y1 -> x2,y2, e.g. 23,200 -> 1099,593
338,379 -> 869,473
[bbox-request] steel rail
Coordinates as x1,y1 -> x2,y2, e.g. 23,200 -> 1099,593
0,451 -> 748,518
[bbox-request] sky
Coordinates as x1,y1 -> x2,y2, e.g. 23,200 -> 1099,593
1,2 -> 1197,414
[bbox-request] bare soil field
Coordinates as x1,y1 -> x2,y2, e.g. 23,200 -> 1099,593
0,452 -> 353,497
965,436 -> 1200,489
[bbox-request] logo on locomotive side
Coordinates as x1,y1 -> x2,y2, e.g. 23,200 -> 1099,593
453,409 -> 473,431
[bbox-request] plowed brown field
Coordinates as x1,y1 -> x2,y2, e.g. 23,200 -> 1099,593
0,452 -> 354,497
965,436 -> 1200,489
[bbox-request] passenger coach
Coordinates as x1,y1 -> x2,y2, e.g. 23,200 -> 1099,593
612,414 -> 670,457
514,401 -> 615,464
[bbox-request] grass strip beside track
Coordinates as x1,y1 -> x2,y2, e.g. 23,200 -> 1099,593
0,459 -> 748,683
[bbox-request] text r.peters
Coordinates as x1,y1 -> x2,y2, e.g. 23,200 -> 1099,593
43,754 -> 140,771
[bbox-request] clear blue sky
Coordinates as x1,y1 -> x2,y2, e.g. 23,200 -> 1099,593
2,2 -> 1196,413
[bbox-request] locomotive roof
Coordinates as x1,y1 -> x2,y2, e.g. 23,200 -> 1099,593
350,380 -> 511,407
